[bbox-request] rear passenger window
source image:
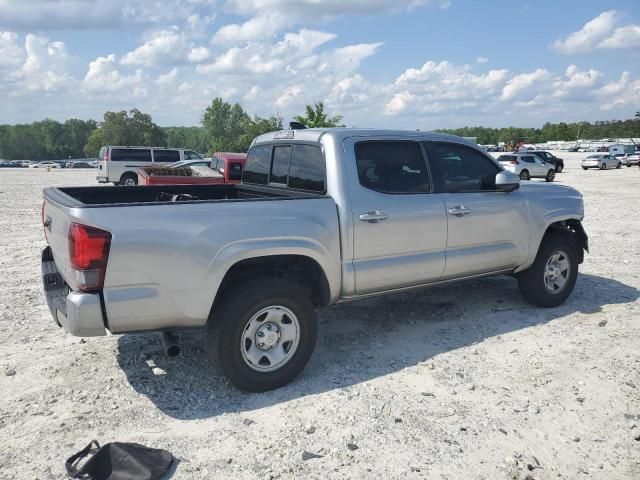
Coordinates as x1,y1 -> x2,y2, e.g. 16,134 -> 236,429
270,145 -> 291,184
429,142 -> 500,193
153,150 -> 180,162
288,144 -> 325,192
355,141 -> 430,194
243,145 -> 271,185
110,149 -> 152,162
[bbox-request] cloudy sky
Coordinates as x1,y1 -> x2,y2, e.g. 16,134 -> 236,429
0,0 -> 638,129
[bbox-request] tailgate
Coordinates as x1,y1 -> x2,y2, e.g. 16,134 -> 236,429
43,193 -> 78,290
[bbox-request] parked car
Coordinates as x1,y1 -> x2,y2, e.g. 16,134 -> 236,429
581,154 -> 621,170
621,152 -> 640,167
528,150 -> 565,173
67,161 -> 95,169
41,129 -> 588,392
97,146 -> 206,186
496,153 -> 556,181
30,161 -> 61,169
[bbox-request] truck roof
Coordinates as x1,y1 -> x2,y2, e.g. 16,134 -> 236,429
252,128 -> 478,147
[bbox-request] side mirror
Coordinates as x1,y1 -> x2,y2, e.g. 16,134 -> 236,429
495,171 -> 520,192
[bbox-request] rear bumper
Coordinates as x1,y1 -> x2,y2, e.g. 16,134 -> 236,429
41,247 -> 106,337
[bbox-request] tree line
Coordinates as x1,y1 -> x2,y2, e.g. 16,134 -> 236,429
436,114 -> 640,146
1,101 -> 638,161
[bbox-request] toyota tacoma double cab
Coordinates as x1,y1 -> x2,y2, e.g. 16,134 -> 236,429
41,129 -> 588,392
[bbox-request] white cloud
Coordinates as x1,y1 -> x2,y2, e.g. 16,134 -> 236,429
214,0 -> 449,45
551,10 -> 640,54
597,24 -> 640,49
593,72 -> 640,110
385,91 -> 416,115
213,13 -> 288,45
121,28 -> 188,67
82,54 -> 146,95
0,0 -> 216,30
552,10 -> 620,54
188,46 -> 211,63
476,56 -> 488,64
553,65 -> 602,99
501,68 -> 550,101
0,31 -> 24,70
14,34 -> 74,91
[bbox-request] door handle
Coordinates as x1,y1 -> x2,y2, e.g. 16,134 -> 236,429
447,205 -> 471,217
359,210 -> 388,223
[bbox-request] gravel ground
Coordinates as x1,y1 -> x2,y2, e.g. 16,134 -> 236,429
0,155 -> 639,480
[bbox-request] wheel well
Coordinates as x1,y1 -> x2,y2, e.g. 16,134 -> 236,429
543,220 -> 588,263
212,255 -> 331,313
120,171 -> 137,181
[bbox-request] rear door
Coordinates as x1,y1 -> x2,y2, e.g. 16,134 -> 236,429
425,141 -> 529,278
346,139 -> 447,294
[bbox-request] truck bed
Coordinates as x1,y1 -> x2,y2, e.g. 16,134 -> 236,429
44,183 -> 321,208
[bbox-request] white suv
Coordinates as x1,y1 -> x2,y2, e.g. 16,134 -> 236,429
496,154 -> 556,182
97,146 -> 205,185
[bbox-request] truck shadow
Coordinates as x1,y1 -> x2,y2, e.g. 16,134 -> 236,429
115,273 -> 638,420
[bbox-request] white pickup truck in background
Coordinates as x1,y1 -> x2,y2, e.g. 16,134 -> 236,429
41,128 -> 588,391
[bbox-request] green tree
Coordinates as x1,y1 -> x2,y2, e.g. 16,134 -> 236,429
83,109 -> 166,157
293,102 -> 343,128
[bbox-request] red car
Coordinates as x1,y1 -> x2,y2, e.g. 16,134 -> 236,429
137,152 -> 246,186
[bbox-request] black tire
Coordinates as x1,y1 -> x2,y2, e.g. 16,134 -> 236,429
600,163 -> 606,170
627,164 -> 632,167
119,172 -> 138,186
545,170 -> 555,182
616,162 -> 622,169
519,170 -> 530,180
517,232 -> 579,308
582,167 -> 588,170
556,165 -> 563,173
207,278 -> 317,392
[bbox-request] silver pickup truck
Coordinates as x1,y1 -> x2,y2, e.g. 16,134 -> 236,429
41,129 -> 588,391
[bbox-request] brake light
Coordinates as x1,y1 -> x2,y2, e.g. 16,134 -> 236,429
68,223 -> 111,292
103,150 -> 109,162
510,160 -> 519,165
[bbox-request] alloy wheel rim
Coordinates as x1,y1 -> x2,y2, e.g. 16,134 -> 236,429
240,306 -> 300,372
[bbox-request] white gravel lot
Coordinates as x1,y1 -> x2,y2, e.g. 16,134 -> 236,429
0,154 -> 639,480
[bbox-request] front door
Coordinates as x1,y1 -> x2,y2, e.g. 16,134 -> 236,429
346,139 -> 447,294
426,141 -> 530,278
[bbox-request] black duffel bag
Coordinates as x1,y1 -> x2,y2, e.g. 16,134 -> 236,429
65,440 -> 174,480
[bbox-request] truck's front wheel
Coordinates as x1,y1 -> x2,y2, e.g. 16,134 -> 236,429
517,232 -> 579,307
207,278 -> 317,392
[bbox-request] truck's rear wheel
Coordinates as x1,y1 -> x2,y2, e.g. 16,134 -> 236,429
517,232 -> 579,307
556,165 -> 563,173
207,278 -> 317,392
119,173 -> 138,186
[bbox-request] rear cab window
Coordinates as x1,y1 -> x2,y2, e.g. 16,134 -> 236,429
243,143 -> 326,193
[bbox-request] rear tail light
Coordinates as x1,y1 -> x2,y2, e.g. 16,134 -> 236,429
103,150 -> 109,162
510,160 -> 519,165
68,223 -> 111,292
